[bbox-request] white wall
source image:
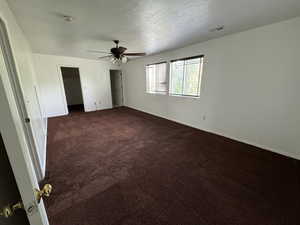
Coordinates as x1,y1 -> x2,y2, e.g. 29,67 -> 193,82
0,0 -> 47,178
34,54 -> 118,117
122,17 -> 300,160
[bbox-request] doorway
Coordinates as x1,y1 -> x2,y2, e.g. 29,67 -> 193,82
60,67 -> 84,113
110,70 -> 124,107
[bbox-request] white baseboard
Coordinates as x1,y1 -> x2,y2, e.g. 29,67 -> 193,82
126,105 -> 300,161
47,111 -> 68,118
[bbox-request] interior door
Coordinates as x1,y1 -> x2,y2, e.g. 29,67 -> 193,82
0,18 -> 44,181
0,25 -> 49,225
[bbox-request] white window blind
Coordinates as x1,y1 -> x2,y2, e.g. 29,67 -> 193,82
146,62 -> 167,94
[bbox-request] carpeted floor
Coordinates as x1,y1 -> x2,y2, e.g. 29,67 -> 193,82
44,107 -> 300,225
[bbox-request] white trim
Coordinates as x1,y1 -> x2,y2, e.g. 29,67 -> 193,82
56,64 -> 69,114
169,94 -> 200,99
146,91 -> 167,95
46,111 -> 68,118
41,118 -> 47,178
126,105 -> 300,161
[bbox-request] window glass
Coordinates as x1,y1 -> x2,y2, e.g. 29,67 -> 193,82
170,56 -> 203,97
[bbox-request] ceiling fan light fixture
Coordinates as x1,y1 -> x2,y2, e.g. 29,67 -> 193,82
121,56 -> 128,64
110,56 -> 116,62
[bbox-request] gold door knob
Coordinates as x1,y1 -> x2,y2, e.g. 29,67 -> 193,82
0,202 -> 23,218
0,205 -> 13,218
35,184 -> 53,203
0,184 -> 52,218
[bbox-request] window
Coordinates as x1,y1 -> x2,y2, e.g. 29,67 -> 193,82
169,55 -> 204,97
146,62 -> 167,94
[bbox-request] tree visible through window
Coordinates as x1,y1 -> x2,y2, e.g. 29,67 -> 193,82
169,56 -> 204,97
146,62 -> 167,94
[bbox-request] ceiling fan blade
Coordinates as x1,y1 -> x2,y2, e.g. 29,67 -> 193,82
123,53 -> 146,56
98,55 -> 112,60
88,50 -> 111,54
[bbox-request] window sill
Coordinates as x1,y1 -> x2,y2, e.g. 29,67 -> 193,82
146,92 -> 200,99
169,94 -> 200,99
146,92 -> 167,95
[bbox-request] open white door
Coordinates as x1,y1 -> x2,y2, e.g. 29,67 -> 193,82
0,22 -> 49,225
0,18 -> 44,181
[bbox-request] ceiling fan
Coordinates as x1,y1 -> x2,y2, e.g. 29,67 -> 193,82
88,40 -> 146,64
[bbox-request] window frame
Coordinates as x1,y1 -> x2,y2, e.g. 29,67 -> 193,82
145,61 -> 168,95
169,55 -> 204,98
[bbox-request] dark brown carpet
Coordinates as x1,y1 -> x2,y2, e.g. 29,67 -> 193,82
44,107 -> 300,225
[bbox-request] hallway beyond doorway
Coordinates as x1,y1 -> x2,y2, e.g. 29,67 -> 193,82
61,67 -> 84,113
110,70 -> 123,108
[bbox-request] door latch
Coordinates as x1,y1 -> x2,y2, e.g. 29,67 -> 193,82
35,184 -> 52,203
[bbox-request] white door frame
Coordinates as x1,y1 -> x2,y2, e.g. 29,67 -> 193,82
0,18 -> 43,181
57,64 -> 86,114
0,18 -> 48,225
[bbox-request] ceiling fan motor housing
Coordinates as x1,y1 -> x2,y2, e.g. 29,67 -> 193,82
111,46 -> 127,59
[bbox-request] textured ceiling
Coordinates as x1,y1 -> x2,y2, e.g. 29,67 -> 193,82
7,0 -> 300,59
